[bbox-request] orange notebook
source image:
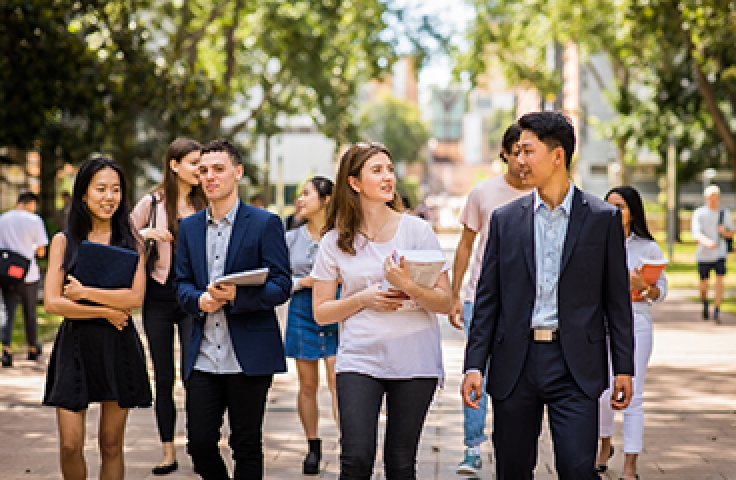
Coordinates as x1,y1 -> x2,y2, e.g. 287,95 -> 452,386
631,259 -> 668,302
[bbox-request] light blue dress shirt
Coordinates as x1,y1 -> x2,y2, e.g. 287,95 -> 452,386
193,201 -> 242,374
530,181 -> 575,330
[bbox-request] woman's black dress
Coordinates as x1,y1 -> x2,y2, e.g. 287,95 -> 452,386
43,316 -> 152,411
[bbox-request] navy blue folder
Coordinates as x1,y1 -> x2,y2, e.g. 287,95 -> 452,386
73,240 -> 140,289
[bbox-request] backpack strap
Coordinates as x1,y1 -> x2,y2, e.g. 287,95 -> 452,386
147,193 -> 158,228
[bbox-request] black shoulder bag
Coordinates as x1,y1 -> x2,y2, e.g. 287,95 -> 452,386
144,193 -> 159,274
718,209 -> 733,253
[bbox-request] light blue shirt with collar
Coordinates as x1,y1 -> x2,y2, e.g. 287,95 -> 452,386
530,180 -> 575,330
194,201 -> 242,374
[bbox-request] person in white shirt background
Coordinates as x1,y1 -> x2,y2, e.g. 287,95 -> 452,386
690,184 -> 734,323
0,190 -> 49,367
596,186 -> 668,480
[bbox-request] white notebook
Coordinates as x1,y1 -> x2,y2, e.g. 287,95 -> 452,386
211,267 -> 269,287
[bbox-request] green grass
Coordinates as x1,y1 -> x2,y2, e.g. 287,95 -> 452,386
6,304 -> 62,349
652,230 -> 736,313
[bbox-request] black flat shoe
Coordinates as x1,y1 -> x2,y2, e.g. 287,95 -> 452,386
152,460 -> 178,475
595,445 -> 614,473
618,476 -> 639,480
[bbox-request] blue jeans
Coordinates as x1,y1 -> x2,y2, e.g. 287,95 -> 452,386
463,301 -> 488,448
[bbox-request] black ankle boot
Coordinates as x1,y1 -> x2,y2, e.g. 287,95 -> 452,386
1,350 -> 12,367
303,438 -> 321,475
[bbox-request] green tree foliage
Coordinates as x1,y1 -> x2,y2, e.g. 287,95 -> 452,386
358,92 -> 429,164
620,1 -> 736,176
0,0 -> 217,215
1,0 -> 448,219
457,0 -> 736,185
145,0 -> 444,144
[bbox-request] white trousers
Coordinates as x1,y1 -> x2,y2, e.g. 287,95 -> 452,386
599,310 -> 653,453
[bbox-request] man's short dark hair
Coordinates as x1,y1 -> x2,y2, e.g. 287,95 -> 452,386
517,112 -> 576,169
500,124 -> 522,163
17,190 -> 39,205
201,139 -> 242,166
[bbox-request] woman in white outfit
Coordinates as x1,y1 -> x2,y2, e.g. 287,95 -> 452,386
596,186 -> 668,480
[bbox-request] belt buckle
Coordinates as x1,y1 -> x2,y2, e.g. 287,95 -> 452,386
533,329 -> 554,342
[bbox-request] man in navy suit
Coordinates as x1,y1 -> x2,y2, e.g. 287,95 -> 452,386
461,112 -> 635,479
175,139 -> 291,480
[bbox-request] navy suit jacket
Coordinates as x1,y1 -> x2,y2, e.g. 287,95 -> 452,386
174,200 -> 291,380
464,187 -> 634,400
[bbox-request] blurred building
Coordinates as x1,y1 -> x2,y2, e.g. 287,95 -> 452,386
361,57 -> 419,106
251,116 -> 336,212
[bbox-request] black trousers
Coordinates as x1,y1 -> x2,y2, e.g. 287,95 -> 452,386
142,298 -> 192,443
186,369 -> 273,480
336,372 -> 437,480
1,279 -> 39,348
491,340 -> 599,480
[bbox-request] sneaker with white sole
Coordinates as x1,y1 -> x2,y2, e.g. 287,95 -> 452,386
456,449 -> 482,476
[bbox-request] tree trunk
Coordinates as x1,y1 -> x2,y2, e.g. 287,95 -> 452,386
38,149 -> 58,228
681,24 -> 736,186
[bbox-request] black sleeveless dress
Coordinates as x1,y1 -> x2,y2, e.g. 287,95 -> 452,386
43,243 -> 152,411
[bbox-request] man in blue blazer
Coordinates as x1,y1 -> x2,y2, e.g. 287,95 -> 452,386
175,139 -> 291,480
462,112 -> 635,479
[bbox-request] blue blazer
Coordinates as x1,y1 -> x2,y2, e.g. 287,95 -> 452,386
174,200 -> 291,380
464,187 -> 634,400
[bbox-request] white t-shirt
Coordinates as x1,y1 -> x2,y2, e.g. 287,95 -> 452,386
691,205 -> 735,262
625,234 -> 668,317
460,175 -> 530,302
0,209 -> 49,283
311,214 -> 447,384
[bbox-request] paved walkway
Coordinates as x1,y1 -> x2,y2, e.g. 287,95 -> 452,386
1,290 -> 735,479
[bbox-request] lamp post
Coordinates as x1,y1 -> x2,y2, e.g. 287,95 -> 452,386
666,136 -> 677,261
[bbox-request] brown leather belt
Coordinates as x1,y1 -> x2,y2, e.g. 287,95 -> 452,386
531,329 -> 559,342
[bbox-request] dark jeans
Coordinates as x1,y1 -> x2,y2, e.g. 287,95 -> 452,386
491,340 -> 599,480
1,280 -> 39,348
142,298 -> 192,443
186,370 -> 273,480
336,372 -> 437,480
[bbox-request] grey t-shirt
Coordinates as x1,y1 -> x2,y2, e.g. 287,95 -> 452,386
691,205 -> 735,262
285,225 -> 319,290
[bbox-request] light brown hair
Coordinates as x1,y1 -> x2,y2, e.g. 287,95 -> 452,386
323,143 -> 403,255
154,138 -> 207,247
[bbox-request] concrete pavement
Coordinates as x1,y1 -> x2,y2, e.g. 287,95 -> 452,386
1,290 -> 735,479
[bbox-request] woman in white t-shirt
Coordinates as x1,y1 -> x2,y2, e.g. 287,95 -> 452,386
596,186 -> 667,480
311,142 -> 452,479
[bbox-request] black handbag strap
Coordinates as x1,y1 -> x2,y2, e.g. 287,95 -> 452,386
147,193 -> 158,229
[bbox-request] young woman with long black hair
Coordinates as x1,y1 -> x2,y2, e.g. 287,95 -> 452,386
284,176 -> 338,475
130,138 -> 206,475
596,186 -> 668,480
43,157 -> 152,479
